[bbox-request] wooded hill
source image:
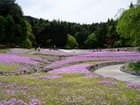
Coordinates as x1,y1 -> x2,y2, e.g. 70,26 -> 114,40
0,0 -> 139,49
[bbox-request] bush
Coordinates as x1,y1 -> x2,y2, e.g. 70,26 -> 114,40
128,62 -> 140,71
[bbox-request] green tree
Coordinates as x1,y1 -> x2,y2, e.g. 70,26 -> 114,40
105,19 -> 119,48
117,5 -> 140,46
94,23 -> 107,48
0,16 -> 7,43
129,2 -> 134,8
19,19 -> 33,48
21,38 -> 32,48
0,0 -> 33,48
65,34 -> 78,49
84,33 -> 98,48
0,0 -> 22,17
5,15 -> 16,44
74,30 -> 89,48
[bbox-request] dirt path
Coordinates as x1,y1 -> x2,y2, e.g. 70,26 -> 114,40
94,64 -> 140,83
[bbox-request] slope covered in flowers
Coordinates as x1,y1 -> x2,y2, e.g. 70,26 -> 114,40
0,48 -> 140,105
48,51 -> 140,69
0,54 -> 39,65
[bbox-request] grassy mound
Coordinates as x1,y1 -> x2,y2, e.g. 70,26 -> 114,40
128,62 -> 140,71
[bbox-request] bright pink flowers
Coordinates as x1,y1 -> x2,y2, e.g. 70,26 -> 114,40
47,63 -> 100,78
48,64 -> 91,75
0,54 -> 38,65
48,51 -> 140,68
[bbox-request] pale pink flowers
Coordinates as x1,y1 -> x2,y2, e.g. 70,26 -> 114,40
0,54 -> 38,65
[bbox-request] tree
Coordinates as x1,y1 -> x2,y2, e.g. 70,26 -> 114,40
129,2 -> 134,8
74,30 -> 89,48
5,15 -> 16,44
19,19 -> 33,48
0,16 -> 7,43
94,23 -> 107,48
0,0 -> 15,4
105,19 -> 119,48
0,0 -> 33,48
65,34 -> 78,49
0,0 -> 22,17
84,33 -> 98,48
117,5 -> 140,46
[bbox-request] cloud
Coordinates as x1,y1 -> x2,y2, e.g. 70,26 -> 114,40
16,0 -> 136,23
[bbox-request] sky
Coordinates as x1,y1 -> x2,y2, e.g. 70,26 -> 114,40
16,0 -> 137,24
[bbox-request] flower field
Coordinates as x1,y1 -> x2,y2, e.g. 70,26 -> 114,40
0,54 -> 39,65
0,48 -> 140,105
48,51 -> 140,68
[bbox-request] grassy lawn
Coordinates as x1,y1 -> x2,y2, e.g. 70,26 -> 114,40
0,73 -> 140,105
128,62 -> 140,71
0,63 -> 21,72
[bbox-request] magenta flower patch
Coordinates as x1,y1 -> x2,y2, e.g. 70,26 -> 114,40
48,64 -> 91,75
48,51 -> 140,68
0,54 -> 38,65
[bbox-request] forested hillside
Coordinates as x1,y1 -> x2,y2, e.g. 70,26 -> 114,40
0,0 -> 139,49
25,16 -> 121,48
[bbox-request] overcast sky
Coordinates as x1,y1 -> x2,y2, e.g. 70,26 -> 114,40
16,0 -> 137,24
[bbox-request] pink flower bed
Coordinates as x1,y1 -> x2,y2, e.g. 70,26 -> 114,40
48,63 -> 100,78
48,64 -> 91,74
0,54 -> 38,65
46,64 -> 102,79
83,51 -> 139,57
48,51 -> 140,68
47,56 -> 99,68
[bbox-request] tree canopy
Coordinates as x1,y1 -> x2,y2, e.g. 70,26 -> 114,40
117,5 -> 140,46
0,0 -> 32,48
0,0 -> 136,49
84,33 -> 98,48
